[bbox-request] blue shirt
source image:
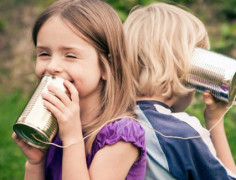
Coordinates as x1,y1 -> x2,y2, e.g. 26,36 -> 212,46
136,100 -> 236,180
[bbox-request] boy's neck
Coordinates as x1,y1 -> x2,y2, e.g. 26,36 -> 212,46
136,96 -> 176,108
136,91 -> 194,112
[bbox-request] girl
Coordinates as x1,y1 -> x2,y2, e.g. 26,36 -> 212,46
124,2 -> 236,179
12,0 -> 146,179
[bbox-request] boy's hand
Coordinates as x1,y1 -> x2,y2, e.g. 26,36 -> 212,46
203,91 -> 229,130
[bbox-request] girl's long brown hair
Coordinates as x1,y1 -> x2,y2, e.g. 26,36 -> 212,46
32,0 -> 135,153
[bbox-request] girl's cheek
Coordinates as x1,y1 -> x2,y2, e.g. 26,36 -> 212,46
35,63 -> 48,77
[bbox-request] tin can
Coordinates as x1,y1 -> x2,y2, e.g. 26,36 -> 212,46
186,48 -> 236,105
13,75 -> 67,149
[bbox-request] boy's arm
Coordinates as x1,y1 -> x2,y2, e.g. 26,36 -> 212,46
203,91 -> 236,174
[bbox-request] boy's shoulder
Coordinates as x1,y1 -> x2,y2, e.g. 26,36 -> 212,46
136,101 -> 208,138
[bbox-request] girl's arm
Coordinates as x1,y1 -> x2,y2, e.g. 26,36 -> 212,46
203,91 -> 236,174
12,133 -> 46,180
89,141 -> 139,179
42,80 -> 140,179
24,161 -> 45,180
62,140 -> 139,180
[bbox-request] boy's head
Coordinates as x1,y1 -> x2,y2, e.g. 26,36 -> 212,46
124,2 -> 210,99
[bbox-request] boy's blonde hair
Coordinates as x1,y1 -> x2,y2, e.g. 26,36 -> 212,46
124,3 -> 210,98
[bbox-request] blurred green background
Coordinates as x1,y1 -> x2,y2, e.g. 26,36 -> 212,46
0,0 -> 235,179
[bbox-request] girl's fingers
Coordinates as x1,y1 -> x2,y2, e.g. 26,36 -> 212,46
43,100 -> 62,118
12,133 -> 32,152
41,81 -> 80,123
12,132 -> 20,143
12,132 -> 25,145
41,92 -> 64,113
12,133 -> 46,164
63,80 -> 79,103
47,85 -> 71,105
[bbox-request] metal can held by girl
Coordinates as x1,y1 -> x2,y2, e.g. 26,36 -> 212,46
13,75 -> 67,149
186,48 -> 236,105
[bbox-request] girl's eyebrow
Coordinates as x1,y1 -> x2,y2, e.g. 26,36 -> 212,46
60,47 -> 78,51
59,46 -> 84,52
36,46 -> 50,51
36,45 -> 84,52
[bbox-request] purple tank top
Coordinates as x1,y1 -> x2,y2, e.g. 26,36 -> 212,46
45,118 -> 146,180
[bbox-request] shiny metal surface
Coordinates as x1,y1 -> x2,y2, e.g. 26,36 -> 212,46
186,48 -> 236,105
13,75 -> 66,149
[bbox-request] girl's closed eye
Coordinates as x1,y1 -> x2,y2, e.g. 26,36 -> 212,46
36,47 -> 51,59
36,48 -> 51,57
37,52 -> 51,61
66,53 -> 77,59
38,52 -> 50,57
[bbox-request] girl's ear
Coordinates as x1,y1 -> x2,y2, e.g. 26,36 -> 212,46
101,54 -> 110,81
101,71 -> 107,80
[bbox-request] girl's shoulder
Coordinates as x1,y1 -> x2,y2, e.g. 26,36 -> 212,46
87,118 -> 147,178
96,118 -> 145,147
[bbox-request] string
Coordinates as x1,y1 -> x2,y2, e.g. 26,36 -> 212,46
32,96 -> 235,148
138,96 -> 235,140
32,116 -> 133,148
208,96 -> 235,132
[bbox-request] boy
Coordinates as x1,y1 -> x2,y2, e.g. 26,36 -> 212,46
124,2 -> 236,179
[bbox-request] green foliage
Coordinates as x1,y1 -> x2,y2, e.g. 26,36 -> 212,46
106,0 -> 179,21
163,0 -> 195,4
14,0 -> 28,3
34,0 -> 57,9
217,0 -> 236,21
0,19 -> 5,32
212,23 -> 236,55
0,89 -> 28,179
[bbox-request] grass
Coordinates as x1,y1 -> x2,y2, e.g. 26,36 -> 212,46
0,90 -> 235,179
0,89 -> 27,180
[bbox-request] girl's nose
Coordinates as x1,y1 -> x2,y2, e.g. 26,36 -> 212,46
46,58 -> 63,75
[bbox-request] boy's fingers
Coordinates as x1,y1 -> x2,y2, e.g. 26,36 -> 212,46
203,91 -> 214,105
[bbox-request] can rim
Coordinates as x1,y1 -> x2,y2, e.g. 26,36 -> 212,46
13,122 -> 50,149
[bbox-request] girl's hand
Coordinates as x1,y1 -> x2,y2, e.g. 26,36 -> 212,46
41,80 -> 82,146
12,132 -> 46,165
203,91 -> 229,130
